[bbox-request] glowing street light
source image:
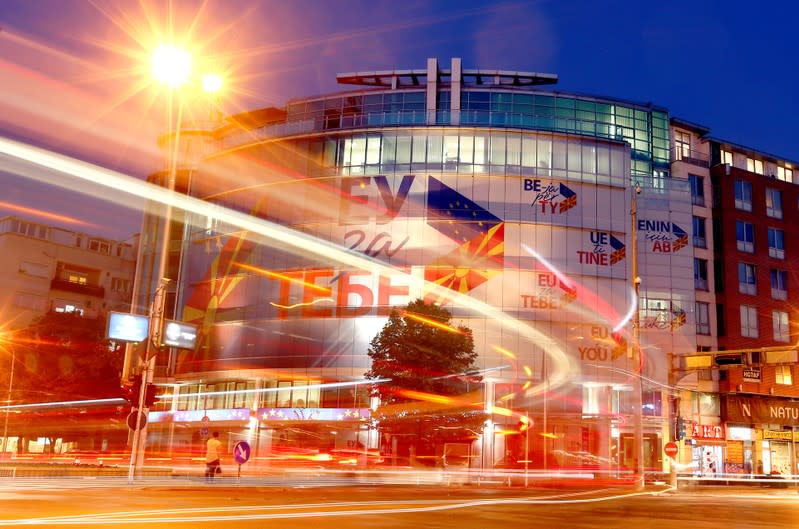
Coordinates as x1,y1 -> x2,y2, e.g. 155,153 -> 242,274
150,44 -> 191,88
201,73 -> 223,94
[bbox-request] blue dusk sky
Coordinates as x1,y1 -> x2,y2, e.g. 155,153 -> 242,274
0,0 -> 796,238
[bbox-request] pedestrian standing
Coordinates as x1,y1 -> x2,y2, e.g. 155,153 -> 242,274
205,431 -> 222,481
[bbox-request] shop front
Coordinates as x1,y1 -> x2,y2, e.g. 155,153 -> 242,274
723,395 -> 799,477
687,423 -> 725,476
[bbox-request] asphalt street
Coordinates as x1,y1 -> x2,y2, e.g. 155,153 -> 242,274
0,478 -> 797,528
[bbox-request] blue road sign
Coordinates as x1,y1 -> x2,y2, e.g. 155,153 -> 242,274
233,441 -> 251,465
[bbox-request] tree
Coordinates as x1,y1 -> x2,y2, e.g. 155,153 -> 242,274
365,299 -> 486,463
2,312 -> 125,404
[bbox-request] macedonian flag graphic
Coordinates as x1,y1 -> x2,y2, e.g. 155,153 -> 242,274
424,176 -> 505,303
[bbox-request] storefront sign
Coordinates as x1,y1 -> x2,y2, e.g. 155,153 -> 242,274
763,430 -> 792,441
691,424 -> 724,440
724,396 -> 799,427
742,368 -> 761,382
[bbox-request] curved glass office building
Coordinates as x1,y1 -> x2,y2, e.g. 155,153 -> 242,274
135,58 -> 695,471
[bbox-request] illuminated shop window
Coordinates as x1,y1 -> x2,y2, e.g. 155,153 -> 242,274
775,365 -> 792,385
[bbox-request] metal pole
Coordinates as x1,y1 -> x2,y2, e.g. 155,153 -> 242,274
543,353 -> 548,472
126,90 -> 183,481
2,344 -> 15,454
631,183 -> 645,491
524,422 -> 529,488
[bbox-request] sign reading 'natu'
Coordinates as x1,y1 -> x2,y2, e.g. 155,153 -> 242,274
724,396 -> 799,426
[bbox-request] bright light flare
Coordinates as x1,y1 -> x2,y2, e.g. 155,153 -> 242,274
151,44 -> 191,87
201,73 -> 223,94
402,311 -> 466,335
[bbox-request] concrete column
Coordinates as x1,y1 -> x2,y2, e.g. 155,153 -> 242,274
450,57 -> 462,126
426,58 -> 438,125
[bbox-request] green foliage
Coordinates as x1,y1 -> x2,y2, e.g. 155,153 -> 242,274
365,299 -> 486,444
2,312 -> 124,404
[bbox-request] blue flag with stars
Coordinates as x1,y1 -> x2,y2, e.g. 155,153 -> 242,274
427,176 -> 502,244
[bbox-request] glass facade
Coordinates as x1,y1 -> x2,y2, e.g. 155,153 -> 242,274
137,74 -> 696,472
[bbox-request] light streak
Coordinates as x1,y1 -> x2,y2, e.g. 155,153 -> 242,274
0,200 -> 92,226
492,345 -> 517,360
270,298 -> 334,310
0,488 -> 673,525
0,135 -> 576,397
612,286 -> 638,333
0,398 -> 127,411
402,311 -> 465,335
236,262 -> 332,294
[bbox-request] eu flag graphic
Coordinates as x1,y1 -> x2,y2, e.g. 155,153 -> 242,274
559,183 -> 577,213
427,176 -> 502,244
672,223 -> 688,252
609,235 -> 626,264
425,176 -> 505,301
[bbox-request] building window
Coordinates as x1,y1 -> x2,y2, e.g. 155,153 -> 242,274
53,300 -> 84,315
746,157 -> 764,174
88,239 -> 111,255
734,180 -> 753,211
766,188 -> 783,219
67,272 -> 88,285
775,365 -> 792,385
768,227 -> 785,259
772,310 -> 790,343
738,263 -> 757,295
689,174 -> 705,206
740,305 -> 758,338
696,302 -> 710,335
18,261 -> 49,278
736,220 -> 754,253
721,149 -> 733,166
694,258 -> 709,290
777,165 -> 793,183
692,216 -> 707,248
111,277 -> 131,293
674,131 -> 690,160
771,269 -> 788,300
13,291 -> 47,311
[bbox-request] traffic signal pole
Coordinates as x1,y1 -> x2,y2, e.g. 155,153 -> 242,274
127,278 -> 167,483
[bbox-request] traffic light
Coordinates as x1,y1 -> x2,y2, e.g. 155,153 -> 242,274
123,377 -> 143,406
144,383 -> 158,408
675,416 -> 687,441
517,416 -> 531,433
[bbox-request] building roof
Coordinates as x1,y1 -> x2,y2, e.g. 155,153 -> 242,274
706,136 -> 799,167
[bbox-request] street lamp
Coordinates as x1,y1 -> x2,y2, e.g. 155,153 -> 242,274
128,45 -> 192,482
0,333 -> 16,455
127,45 -> 225,481
631,182 -> 645,490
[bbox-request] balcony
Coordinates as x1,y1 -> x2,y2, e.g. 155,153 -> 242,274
672,147 -> 709,168
51,278 -> 105,298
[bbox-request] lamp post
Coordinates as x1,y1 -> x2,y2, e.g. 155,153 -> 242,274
127,45 -> 192,482
631,182 -> 644,490
1,335 -> 15,454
